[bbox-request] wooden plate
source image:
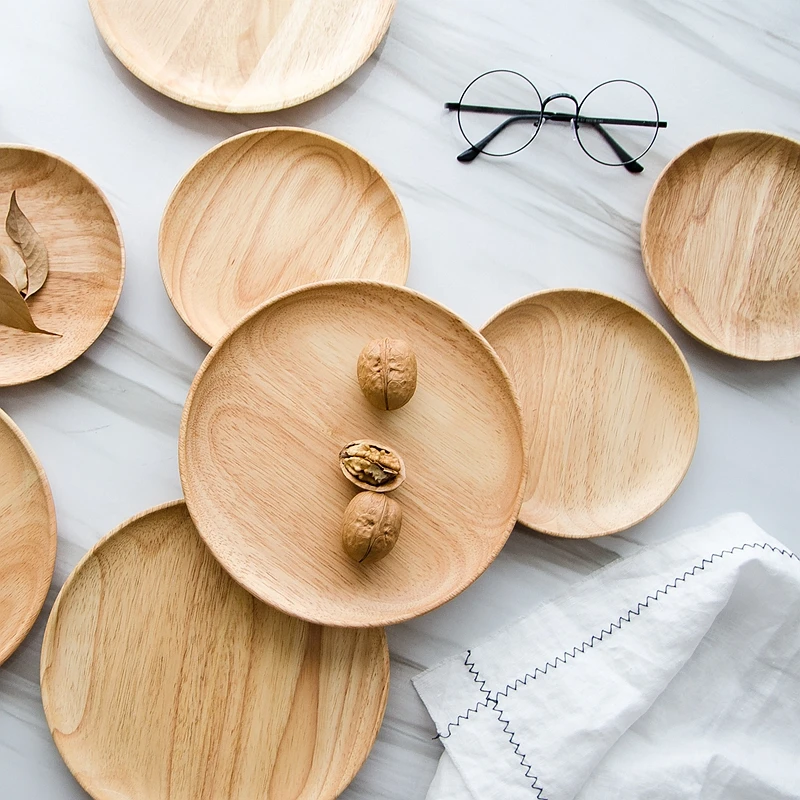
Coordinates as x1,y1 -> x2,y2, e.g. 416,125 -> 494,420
482,289 -> 698,538
642,131 -> 800,360
160,128 -> 410,346
88,0 -> 397,112
0,145 -> 125,386
41,501 -> 389,800
179,281 -> 526,627
0,408 -> 57,665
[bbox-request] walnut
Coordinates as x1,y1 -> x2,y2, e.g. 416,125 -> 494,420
357,338 -> 417,411
341,491 -> 402,564
339,440 -> 406,492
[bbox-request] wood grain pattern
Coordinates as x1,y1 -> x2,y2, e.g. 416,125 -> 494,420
482,289 -> 698,538
642,130 -> 800,360
0,407 -> 57,665
88,0 -> 397,112
0,146 -> 125,386
179,281 -> 526,627
40,501 -> 389,800
160,128 -> 410,346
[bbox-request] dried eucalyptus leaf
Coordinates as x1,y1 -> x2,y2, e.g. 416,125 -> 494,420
0,244 -> 27,294
0,274 -> 58,335
6,191 -> 49,298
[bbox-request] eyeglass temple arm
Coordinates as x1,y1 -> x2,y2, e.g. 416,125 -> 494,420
453,110 -> 651,172
592,123 -> 643,174
456,114 -> 537,163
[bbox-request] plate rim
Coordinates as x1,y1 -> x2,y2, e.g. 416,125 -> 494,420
482,287 -> 699,538
0,142 -> 126,386
178,279 -> 528,626
0,406 -> 57,665
40,499 -> 391,800
641,128 -> 800,361
158,126 -> 411,346
87,0 -> 398,113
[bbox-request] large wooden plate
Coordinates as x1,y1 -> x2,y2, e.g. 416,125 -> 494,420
41,501 -> 389,800
642,130 -> 800,360
0,146 -> 125,386
179,281 -> 526,627
88,0 -> 397,112
0,408 -> 57,665
160,128 -> 410,345
482,289 -> 698,538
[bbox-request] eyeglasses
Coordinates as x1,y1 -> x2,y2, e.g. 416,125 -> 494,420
446,70 -> 666,173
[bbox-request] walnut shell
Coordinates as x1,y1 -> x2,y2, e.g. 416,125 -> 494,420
339,439 -> 406,492
342,491 -> 402,565
357,338 -> 417,411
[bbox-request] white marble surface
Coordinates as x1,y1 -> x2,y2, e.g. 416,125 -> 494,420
1,0 -> 800,797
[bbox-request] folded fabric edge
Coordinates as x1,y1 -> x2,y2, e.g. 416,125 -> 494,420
412,512 -> 771,736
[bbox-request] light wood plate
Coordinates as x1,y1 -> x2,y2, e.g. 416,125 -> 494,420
482,289 -> 698,538
0,407 -> 57,666
88,0 -> 397,112
179,281 -> 526,627
0,145 -> 125,386
642,130 -> 800,360
41,501 -> 389,800
160,128 -> 410,346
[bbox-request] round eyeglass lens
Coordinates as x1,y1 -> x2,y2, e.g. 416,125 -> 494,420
457,70 -> 543,157
575,80 -> 660,166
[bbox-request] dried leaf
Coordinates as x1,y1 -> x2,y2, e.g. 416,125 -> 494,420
0,273 -> 58,335
0,244 -> 27,294
6,191 -> 49,298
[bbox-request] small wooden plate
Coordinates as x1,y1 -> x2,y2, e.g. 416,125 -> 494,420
0,408 -> 57,665
160,128 -> 410,346
41,501 -> 389,800
179,281 -> 526,627
482,289 -> 698,538
0,145 -> 125,386
642,131 -> 800,360
88,0 -> 397,112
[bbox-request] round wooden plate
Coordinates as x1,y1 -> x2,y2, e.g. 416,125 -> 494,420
160,128 -> 410,346
0,145 -> 125,386
0,408 -> 57,665
41,501 -> 389,800
642,131 -> 800,360
482,289 -> 698,538
179,281 -> 526,627
88,0 -> 397,113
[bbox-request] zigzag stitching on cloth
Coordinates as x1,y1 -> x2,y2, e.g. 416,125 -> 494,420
494,705 -> 547,799
435,541 -> 799,789
433,650 -> 494,738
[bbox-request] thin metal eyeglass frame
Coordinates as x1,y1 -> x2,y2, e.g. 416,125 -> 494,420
447,72 -> 666,173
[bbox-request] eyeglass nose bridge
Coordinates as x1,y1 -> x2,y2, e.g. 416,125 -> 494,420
541,92 -> 580,112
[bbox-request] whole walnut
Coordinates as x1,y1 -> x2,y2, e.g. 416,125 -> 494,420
357,338 -> 417,411
341,491 -> 402,565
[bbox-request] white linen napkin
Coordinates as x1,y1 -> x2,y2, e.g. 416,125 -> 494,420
413,514 -> 800,800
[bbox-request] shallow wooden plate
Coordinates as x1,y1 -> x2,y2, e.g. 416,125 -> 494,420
41,501 -> 389,800
179,281 -> 526,627
160,128 -> 410,346
88,0 -> 397,112
0,408 -> 57,665
482,289 -> 698,538
642,131 -> 800,360
0,145 -> 125,386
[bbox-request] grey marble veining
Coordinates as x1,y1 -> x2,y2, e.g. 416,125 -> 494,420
2,0 -> 800,797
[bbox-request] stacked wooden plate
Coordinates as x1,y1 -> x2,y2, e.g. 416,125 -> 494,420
0,145 -> 125,386
42,502 -> 389,799
0,409 -> 57,666
88,0 -> 399,112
